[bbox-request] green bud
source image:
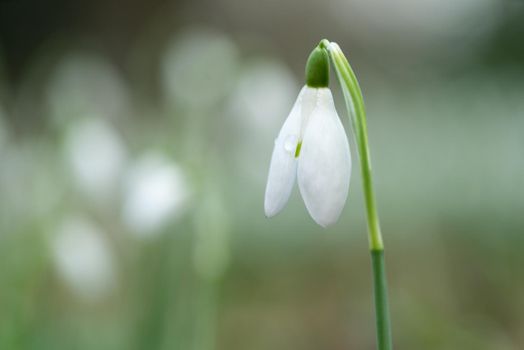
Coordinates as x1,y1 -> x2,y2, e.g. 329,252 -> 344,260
305,44 -> 329,88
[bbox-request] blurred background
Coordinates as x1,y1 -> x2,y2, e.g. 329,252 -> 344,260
0,0 -> 523,349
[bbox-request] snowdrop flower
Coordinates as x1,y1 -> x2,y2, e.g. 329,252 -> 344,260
266,39 -> 393,348
52,216 -> 116,302
122,152 -> 191,237
264,46 -> 351,227
64,117 -> 127,204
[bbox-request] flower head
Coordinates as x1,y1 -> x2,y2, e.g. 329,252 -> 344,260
264,45 -> 351,227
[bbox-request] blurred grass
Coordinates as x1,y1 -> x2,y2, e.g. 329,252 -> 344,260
0,0 -> 524,349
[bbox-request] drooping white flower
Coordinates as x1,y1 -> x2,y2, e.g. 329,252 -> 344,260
122,152 -> 191,237
264,85 -> 351,227
64,117 -> 127,204
51,215 -> 117,302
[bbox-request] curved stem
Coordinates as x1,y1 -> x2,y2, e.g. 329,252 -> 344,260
324,40 -> 382,250
324,40 -> 392,350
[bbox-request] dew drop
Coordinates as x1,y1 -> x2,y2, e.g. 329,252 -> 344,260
283,135 -> 298,154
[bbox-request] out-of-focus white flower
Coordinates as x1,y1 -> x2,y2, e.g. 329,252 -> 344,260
122,153 -> 191,237
228,60 -> 299,182
231,60 -> 298,133
52,216 -> 116,302
162,28 -> 238,109
264,86 -> 351,227
47,53 -> 129,127
64,118 -> 127,204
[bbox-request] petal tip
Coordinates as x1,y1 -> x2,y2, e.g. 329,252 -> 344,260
313,216 -> 337,228
264,201 -> 280,218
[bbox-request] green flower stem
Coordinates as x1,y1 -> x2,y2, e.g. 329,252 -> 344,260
322,39 -> 393,350
371,249 -> 392,350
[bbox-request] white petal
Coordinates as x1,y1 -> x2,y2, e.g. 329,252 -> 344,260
297,88 -> 351,227
264,87 -> 307,217
298,86 -> 319,139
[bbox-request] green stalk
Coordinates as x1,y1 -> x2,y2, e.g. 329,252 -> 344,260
371,250 -> 392,350
321,39 -> 393,350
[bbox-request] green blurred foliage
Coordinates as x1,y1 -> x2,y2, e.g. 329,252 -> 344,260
0,1 -> 523,349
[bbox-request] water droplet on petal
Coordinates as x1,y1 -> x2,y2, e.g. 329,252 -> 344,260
283,135 -> 298,154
